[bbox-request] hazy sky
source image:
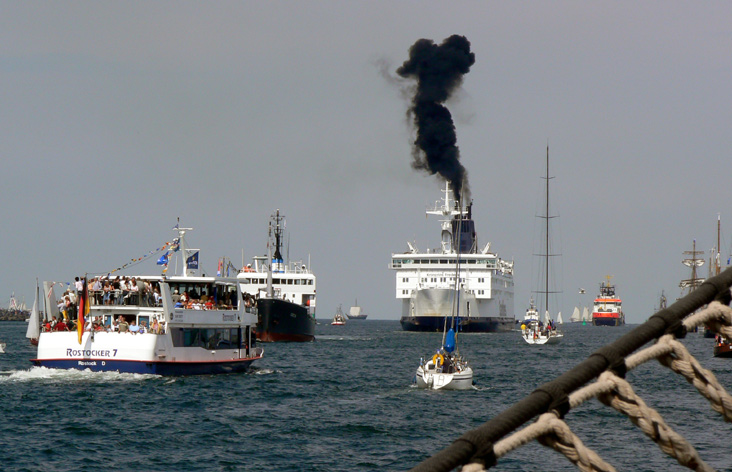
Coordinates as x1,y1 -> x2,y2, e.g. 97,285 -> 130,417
2,2 -> 732,323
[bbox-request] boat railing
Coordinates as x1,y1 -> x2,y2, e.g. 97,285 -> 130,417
410,266 -> 732,472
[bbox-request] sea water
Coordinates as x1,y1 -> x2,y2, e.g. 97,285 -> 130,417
0,320 -> 730,471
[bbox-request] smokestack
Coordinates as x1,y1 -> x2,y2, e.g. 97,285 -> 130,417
397,35 -> 475,203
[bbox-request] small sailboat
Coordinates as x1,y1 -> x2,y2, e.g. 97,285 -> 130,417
25,280 -> 41,346
331,305 -> 346,325
415,196 -> 473,390
522,146 -> 563,345
570,306 -> 581,323
581,307 -> 590,325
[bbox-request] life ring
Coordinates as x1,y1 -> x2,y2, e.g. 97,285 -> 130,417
432,353 -> 444,367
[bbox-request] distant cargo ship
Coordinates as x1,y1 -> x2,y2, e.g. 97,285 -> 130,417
347,300 -> 367,320
592,276 -> 625,326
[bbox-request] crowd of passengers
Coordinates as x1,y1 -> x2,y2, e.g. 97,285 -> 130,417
171,289 -> 235,310
42,314 -> 165,334
55,276 -> 237,311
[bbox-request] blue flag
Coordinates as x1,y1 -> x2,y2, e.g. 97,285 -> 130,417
157,253 -> 169,265
186,251 -> 199,269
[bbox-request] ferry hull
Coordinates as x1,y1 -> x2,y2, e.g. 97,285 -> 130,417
256,298 -> 315,342
400,315 -> 514,333
31,357 -> 260,375
32,331 -> 262,376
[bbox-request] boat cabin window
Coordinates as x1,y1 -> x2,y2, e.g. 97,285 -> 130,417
170,327 -> 241,350
168,282 -> 238,309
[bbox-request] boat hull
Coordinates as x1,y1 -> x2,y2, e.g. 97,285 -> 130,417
31,331 -> 263,375
415,365 -> 473,390
714,342 -> 732,358
521,331 -> 563,345
400,315 -> 514,333
592,316 -> 625,327
256,298 -> 315,342
31,357 -> 259,375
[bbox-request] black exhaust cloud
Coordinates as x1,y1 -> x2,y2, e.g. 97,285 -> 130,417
397,35 -> 475,203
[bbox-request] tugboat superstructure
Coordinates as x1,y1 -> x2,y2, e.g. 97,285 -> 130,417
391,183 -> 515,332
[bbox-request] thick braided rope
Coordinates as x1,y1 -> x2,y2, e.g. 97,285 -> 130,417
482,337 -> 707,467
535,413 -> 618,472
596,371 -> 713,472
462,413 -> 617,472
460,302 -> 732,472
681,300 -> 732,339
655,334 -> 732,421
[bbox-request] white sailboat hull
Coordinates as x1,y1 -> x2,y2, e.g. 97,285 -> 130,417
415,362 -> 473,390
521,328 -> 563,345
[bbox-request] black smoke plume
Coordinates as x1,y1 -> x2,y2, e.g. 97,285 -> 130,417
397,35 -> 475,203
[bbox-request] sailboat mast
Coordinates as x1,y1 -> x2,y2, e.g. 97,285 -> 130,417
545,146 -> 549,316
717,214 -> 721,276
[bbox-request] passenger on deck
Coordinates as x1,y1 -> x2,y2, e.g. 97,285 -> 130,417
103,281 -> 112,305
118,316 -> 129,333
153,288 -> 162,306
55,319 -> 68,331
129,321 -> 139,333
138,321 -> 147,334
90,278 -> 100,304
129,278 -> 139,305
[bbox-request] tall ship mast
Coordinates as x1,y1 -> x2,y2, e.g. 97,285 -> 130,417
679,239 -> 705,295
391,182 -> 515,332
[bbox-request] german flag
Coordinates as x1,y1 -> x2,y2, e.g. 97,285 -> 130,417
77,276 -> 90,344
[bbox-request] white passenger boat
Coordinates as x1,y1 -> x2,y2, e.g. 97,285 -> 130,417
392,183 -> 515,333
31,225 -> 263,375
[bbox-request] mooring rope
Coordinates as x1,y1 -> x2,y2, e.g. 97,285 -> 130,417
409,267 -> 732,472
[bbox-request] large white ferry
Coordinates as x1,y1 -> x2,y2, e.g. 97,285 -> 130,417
237,210 -> 316,342
31,225 -> 263,375
391,183 -> 515,332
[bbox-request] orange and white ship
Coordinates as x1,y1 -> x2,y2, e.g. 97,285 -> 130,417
592,276 -> 625,326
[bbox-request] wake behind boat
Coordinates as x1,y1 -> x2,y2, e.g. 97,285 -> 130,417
31,225 -> 263,375
238,210 -> 316,342
392,183 -> 515,333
